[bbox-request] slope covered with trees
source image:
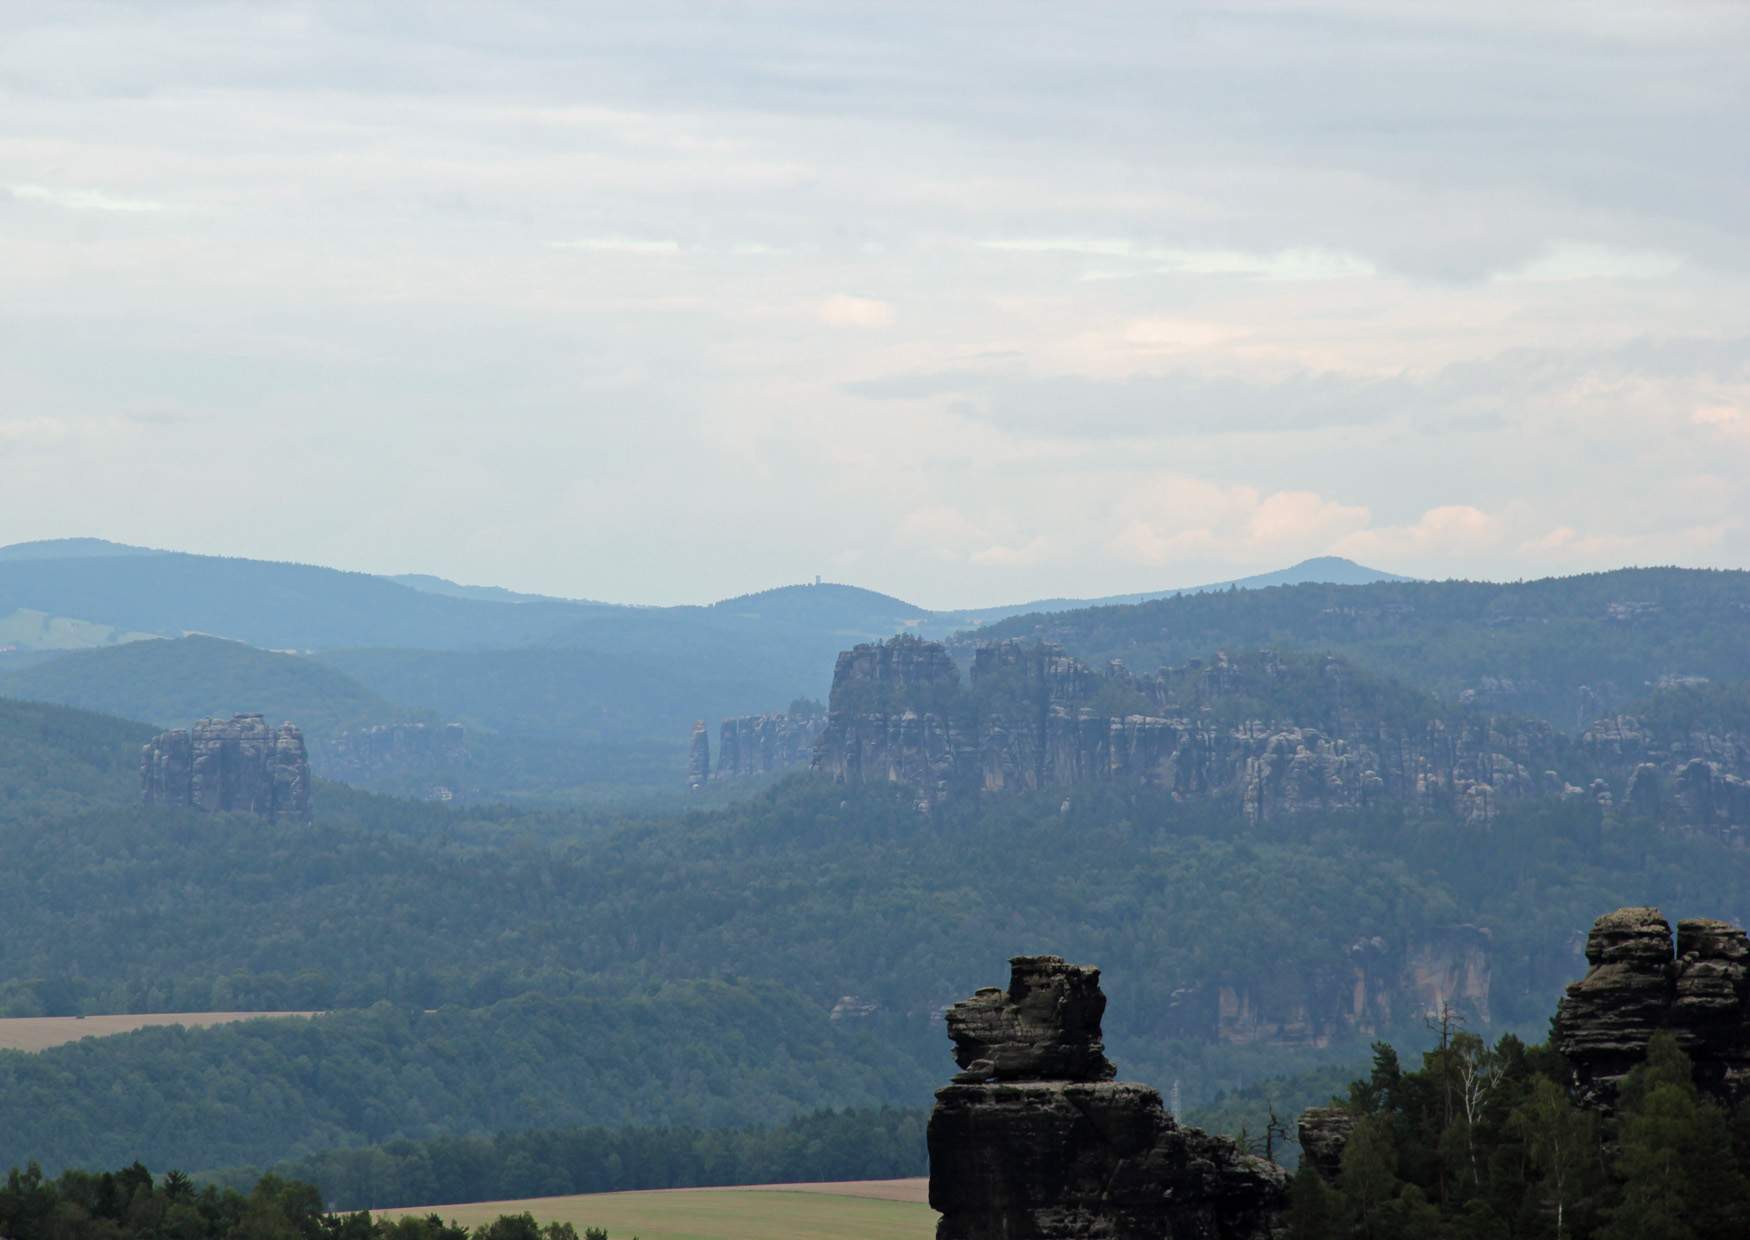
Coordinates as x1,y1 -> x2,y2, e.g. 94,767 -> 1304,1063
973,568 -> 1750,726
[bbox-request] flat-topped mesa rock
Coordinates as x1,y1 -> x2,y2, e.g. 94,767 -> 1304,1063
929,955 -> 1287,1240
142,713 -> 311,820
1556,906 -> 1750,1108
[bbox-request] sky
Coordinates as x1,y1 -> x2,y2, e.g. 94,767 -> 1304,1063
3,2 -> 1747,607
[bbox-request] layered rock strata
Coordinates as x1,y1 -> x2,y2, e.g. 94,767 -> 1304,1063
142,714 -> 311,820
715,712 -> 825,779
1296,1108 -> 1356,1184
928,955 -> 1286,1240
801,636 -> 1750,831
1556,906 -> 1750,1108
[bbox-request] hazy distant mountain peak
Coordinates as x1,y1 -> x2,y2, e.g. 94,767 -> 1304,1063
0,537 -> 163,562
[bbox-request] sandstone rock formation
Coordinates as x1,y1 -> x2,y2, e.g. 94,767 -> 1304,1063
801,636 -> 1750,832
1296,1108 -> 1356,1184
326,722 -> 466,800
929,955 -> 1286,1240
946,956 -> 1115,1083
142,714 -> 310,820
1556,906 -> 1750,1108
716,712 -> 825,779
687,720 -> 710,789
1193,924 -> 1492,1048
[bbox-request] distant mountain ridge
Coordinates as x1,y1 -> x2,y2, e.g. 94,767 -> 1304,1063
0,538 -> 1409,649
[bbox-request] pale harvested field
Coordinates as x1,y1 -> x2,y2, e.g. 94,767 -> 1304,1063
0,1011 -> 319,1053
373,1180 -> 934,1240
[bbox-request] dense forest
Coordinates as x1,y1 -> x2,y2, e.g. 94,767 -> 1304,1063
0,1163 -> 608,1240
1291,1030 -> 1750,1238
208,1107 -> 929,1210
0,988 -> 935,1174
6,564 -> 1750,1197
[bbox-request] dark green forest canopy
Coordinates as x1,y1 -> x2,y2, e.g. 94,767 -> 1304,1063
1293,1029 -> 1750,1238
0,989 -> 935,1176
0,1162 -> 613,1240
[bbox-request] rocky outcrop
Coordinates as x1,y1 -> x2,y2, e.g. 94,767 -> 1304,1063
929,955 -> 1287,1240
687,721 -> 710,789
142,714 -> 310,820
1556,907 -> 1750,1108
1163,926 -> 1494,1049
811,635 -> 972,805
1296,1108 -> 1356,1184
811,638 -> 1570,820
325,722 -> 466,800
946,956 -> 1115,1083
716,712 -> 825,779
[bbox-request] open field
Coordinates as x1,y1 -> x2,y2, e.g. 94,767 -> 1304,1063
373,1180 -> 934,1240
0,1011 -> 319,1053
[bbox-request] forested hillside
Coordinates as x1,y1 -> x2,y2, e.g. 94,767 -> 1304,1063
973,568 -> 1750,725
0,697 -> 148,825
0,988 -> 932,1175
1,638 -> 400,739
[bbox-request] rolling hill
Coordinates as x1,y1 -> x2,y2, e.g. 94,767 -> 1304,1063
1,636 -> 401,738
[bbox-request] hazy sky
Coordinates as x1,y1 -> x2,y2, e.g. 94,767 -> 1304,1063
4,3 -> 1747,606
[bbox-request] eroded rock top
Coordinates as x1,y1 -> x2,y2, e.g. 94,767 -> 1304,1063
946,955 -> 1115,1083
1557,905 -> 1750,1107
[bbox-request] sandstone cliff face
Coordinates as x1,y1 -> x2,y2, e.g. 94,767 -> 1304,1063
1172,926 -> 1492,1048
929,955 -> 1286,1240
142,714 -> 310,820
804,637 -> 1750,834
1556,906 -> 1750,1108
325,722 -> 466,801
716,712 -> 825,779
810,638 -> 1575,821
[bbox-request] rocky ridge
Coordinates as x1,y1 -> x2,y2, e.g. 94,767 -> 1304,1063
141,713 -> 311,820
805,636 -> 1750,832
929,955 -> 1287,1240
686,712 -> 825,788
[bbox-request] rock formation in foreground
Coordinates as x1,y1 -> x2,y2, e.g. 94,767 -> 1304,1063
929,955 -> 1286,1240
141,713 -> 311,820
1556,905 -> 1750,1108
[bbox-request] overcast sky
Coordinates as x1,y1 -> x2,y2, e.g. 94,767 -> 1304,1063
3,3 -> 1747,606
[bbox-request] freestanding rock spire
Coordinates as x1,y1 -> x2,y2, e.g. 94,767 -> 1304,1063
928,955 -> 1286,1240
687,721 -> 710,789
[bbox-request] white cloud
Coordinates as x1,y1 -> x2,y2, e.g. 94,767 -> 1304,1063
10,183 -> 166,213
1499,242 -> 1683,282
1335,505 -> 1504,562
818,295 -> 894,328
970,537 -> 1051,567
547,237 -> 682,255
979,239 -> 1376,280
